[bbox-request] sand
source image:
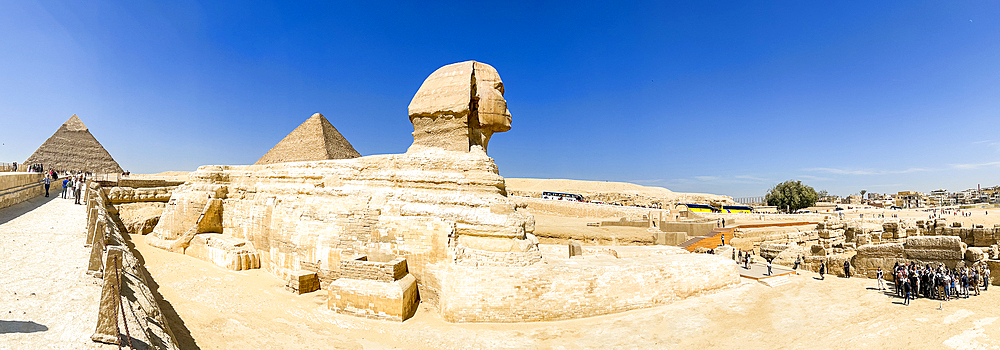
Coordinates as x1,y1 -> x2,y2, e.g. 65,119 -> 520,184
132,231 -> 1000,349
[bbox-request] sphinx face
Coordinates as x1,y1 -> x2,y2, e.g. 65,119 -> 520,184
473,63 -> 512,134
407,61 -> 512,154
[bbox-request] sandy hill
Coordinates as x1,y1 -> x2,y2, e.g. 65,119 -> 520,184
505,178 -> 732,207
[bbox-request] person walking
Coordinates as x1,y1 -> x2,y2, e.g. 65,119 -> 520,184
767,259 -> 773,276
877,267 -> 886,290
43,175 -> 51,197
793,255 -> 801,270
819,262 -> 826,280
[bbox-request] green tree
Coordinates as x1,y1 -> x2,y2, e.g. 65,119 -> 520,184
765,180 -> 819,213
860,190 -> 867,203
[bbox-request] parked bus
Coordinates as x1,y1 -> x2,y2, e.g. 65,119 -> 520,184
719,205 -> 753,214
541,191 -> 585,202
679,203 -> 718,213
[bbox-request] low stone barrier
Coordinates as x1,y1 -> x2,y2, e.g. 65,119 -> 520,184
86,181 -> 180,349
0,173 -> 44,209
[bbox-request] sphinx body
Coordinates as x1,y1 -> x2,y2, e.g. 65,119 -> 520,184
148,61 -> 738,322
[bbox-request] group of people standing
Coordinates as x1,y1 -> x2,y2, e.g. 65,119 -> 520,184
59,173 -> 86,204
41,170 -> 87,204
878,262 -> 991,306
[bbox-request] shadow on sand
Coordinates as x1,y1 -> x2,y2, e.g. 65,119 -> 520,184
0,192 -> 59,227
113,222 -> 201,349
0,320 -> 48,334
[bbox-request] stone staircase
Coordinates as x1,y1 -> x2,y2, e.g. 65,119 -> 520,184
759,275 -> 791,287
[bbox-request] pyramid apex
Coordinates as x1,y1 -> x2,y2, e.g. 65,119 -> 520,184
64,114 -> 87,131
254,112 -> 360,165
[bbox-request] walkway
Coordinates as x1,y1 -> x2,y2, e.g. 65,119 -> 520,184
0,193 -> 113,349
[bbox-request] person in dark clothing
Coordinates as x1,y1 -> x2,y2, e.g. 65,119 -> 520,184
43,175 -> 51,197
903,279 -> 911,305
819,262 -> 826,280
844,260 -> 851,278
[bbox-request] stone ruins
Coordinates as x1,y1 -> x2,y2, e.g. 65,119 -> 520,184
24,114 -> 123,173
145,60 -> 739,322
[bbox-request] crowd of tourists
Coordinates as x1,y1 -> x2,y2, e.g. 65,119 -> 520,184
41,170 -> 88,205
877,262 -> 991,306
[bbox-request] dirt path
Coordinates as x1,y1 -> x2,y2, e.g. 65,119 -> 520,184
0,194 -> 114,350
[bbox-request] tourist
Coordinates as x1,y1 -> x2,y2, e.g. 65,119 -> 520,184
767,259 -> 772,276
876,267 -> 886,290
43,174 -> 51,197
844,260 -> 851,278
903,276 -> 911,306
721,233 -> 725,246
793,255 -> 801,270
61,177 -> 69,198
11,162 -> 16,171
819,262 -> 826,280
984,267 -> 990,291
73,178 -> 82,204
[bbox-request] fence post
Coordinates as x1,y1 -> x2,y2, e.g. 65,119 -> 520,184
86,220 -> 107,276
90,246 -> 124,344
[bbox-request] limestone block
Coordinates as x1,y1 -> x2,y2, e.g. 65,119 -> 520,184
952,222 -> 963,228
286,270 -> 320,295
184,233 -> 260,271
328,274 -> 419,322
106,186 -> 174,203
965,247 -> 986,262
568,242 -> 583,258
87,220 -> 107,276
906,249 -> 964,260
882,222 -> 899,233
856,243 -> 905,258
91,247 -> 124,344
86,208 -> 98,245
906,236 -> 963,250
117,202 -> 165,235
760,243 -> 790,261
988,260 -> 1000,286
810,244 -> 826,256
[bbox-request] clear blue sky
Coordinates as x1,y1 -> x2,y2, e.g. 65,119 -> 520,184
2,1 -> 999,198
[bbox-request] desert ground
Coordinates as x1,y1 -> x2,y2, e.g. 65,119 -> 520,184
134,230 -> 1000,350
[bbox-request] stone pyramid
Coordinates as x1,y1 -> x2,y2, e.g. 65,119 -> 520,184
24,115 -> 123,173
255,113 -> 361,165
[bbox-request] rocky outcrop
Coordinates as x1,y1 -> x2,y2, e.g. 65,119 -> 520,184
117,202 -> 165,235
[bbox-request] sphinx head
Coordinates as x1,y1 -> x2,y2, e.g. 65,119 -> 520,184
407,61 -> 511,154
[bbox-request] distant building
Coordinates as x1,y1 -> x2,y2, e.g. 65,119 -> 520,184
896,191 -> 926,208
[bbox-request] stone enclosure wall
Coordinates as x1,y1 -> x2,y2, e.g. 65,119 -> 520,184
85,182 -> 179,348
0,173 -> 44,210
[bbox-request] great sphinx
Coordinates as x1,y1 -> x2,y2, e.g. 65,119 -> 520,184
147,61 -> 738,322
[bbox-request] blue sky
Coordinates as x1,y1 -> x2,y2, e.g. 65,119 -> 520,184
1,1 -> 999,198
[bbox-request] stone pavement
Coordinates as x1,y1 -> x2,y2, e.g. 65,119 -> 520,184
0,194 -> 113,349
